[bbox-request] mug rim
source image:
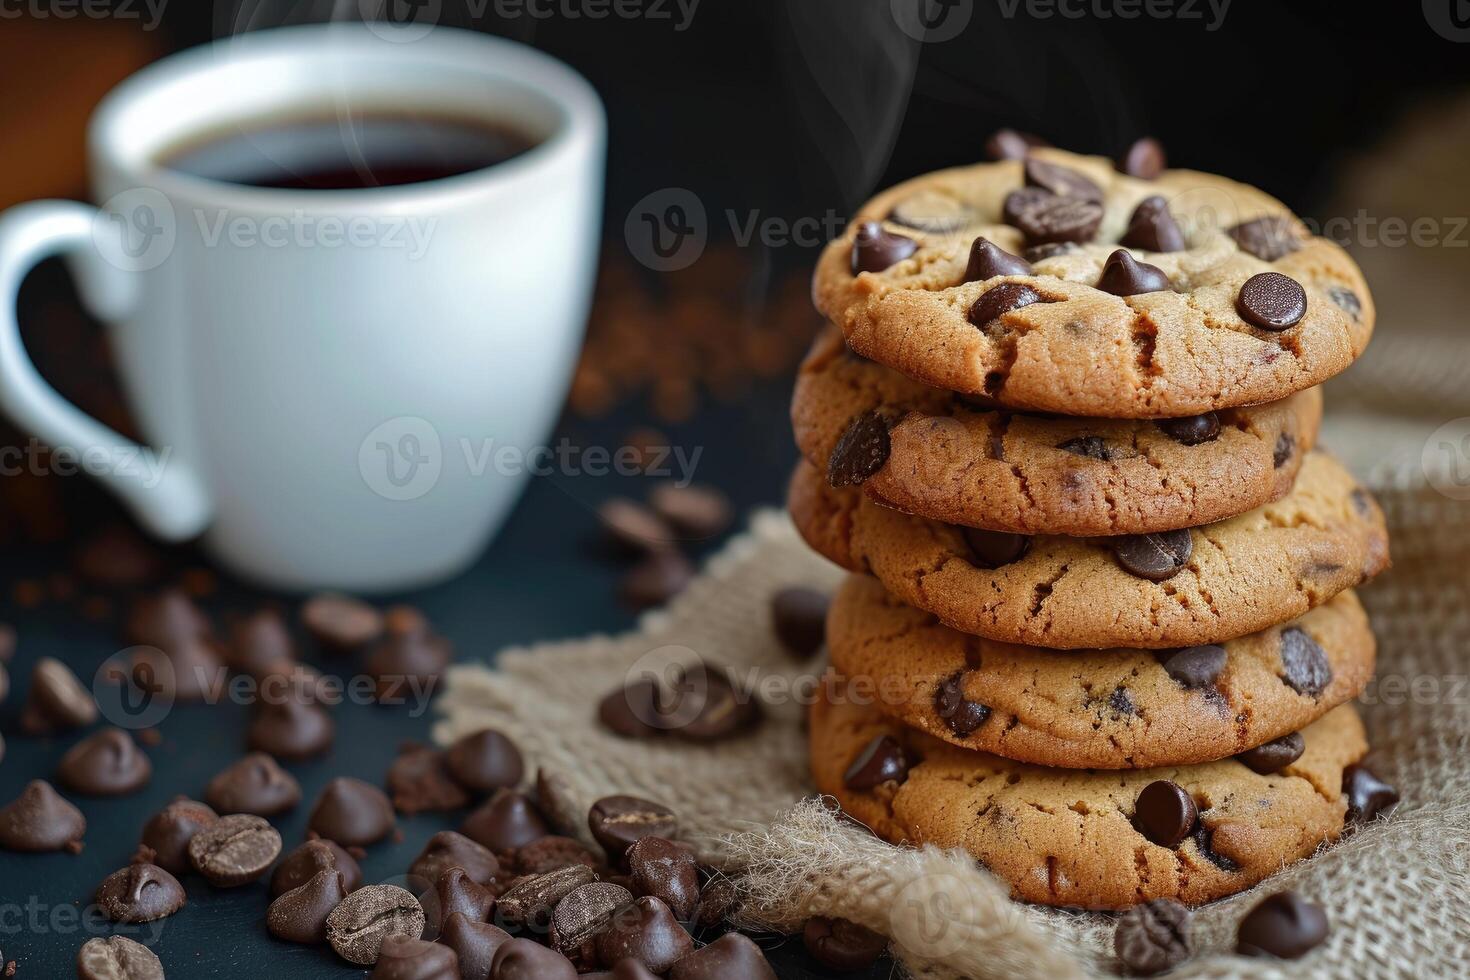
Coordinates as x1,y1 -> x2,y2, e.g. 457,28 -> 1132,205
89,23 -> 605,214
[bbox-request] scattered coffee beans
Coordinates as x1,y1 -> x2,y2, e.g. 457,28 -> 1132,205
497,865 -> 597,930
302,593 -> 384,651
649,483 -> 732,538
188,813 -> 282,887
1114,898 -> 1192,975
326,884 -> 426,966
76,935 -> 164,980
551,880 -> 634,953
590,796 -> 677,863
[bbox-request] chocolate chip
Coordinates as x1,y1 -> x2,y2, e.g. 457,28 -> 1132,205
1228,216 -> 1302,261
649,483 -> 732,538
420,866 -> 497,936
188,812 -> 281,886
599,498 -> 676,553
372,935 -> 460,979
850,221 -> 918,274
268,868 -> 347,944
843,735 -> 910,791
326,884 -> 426,966
489,938 -> 578,980
655,662 -> 762,740
1114,898 -> 1192,976
1343,765 -> 1400,823
205,752 -> 301,817
76,935 -> 165,980
1157,413 -> 1220,446
95,862 -> 185,923
388,745 -> 470,815
1058,435 -> 1112,460
307,777 -> 395,846
1237,272 -> 1307,330
828,410 -> 891,487
961,527 -> 1031,568
1002,186 -> 1053,226
598,679 -> 663,739
1134,780 -> 1198,848
551,881 -> 633,952
1236,732 -> 1305,774
496,864 -> 597,930
627,836 -> 700,920
462,789 -> 549,852
1273,432 -> 1294,468
962,237 -> 1032,284
409,830 -> 499,887
1327,285 -> 1362,321
272,837 -> 363,897
1022,241 -> 1077,262
441,912 -> 513,980
1118,137 -> 1167,180
139,797 -> 216,874
1121,196 -> 1185,252
969,281 -> 1044,328
366,627 -> 451,703
669,932 -> 776,979
513,835 -> 599,875
444,728 -> 525,795
934,672 -> 990,736
803,916 -> 887,971
1162,645 -> 1227,689
1097,249 -> 1171,296
984,128 -> 1046,161
1279,627 -> 1332,698
590,796 -> 677,863
1024,157 -> 1103,202
226,609 -> 294,677
247,697 -> 334,760
1113,530 -> 1193,581
58,727 -> 151,796
0,781 -> 85,852
594,895 -> 693,971
1109,686 -> 1138,716
1191,823 -> 1239,871
693,874 -> 736,930
18,656 -> 97,734
619,550 -> 696,610
887,190 -> 978,234
1008,192 -> 1104,245
1236,891 -> 1329,959
771,587 -> 829,658
127,588 -> 211,647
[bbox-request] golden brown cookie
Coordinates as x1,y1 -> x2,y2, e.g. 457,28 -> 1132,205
789,451 -> 1388,650
810,677 -> 1367,909
826,574 -> 1373,768
793,327 -> 1322,536
812,149 -> 1373,417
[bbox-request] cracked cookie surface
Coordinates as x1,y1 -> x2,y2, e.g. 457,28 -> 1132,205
826,574 -> 1373,768
793,327 -> 1322,536
789,451 -> 1388,650
809,678 -> 1365,909
812,149 -> 1373,417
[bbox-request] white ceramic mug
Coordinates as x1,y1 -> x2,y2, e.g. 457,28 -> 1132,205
0,24 -> 605,592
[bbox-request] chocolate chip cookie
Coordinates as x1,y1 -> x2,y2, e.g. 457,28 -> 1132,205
793,327 -> 1322,536
812,149 -> 1373,417
789,450 -> 1388,649
826,574 -> 1373,768
810,677 -> 1366,909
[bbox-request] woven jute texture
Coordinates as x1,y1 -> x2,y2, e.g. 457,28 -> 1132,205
435,487 -> 1470,979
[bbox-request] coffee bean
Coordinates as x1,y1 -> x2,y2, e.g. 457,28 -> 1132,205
205,752 -> 301,817
128,588 -> 211,647
1342,765 -> 1400,823
962,237 -> 1032,283
421,866 -> 496,936
188,812 -> 281,886
627,836 -> 700,920
367,628 -> 451,703
1236,732 -> 1305,774
248,698 -> 334,760
58,727 -> 151,796
827,411 -> 891,487
409,830 -> 500,889
669,932 -> 776,979
1235,891 -> 1328,959
302,593 -> 384,651
590,796 -> 678,863
655,663 -> 761,740
598,679 -> 663,739
514,835 -> 600,875
1118,137 -> 1167,180
308,777 -> 395,846
771,587 -> 829,658
619,550 -> 696,610
1162,645 -> 1227,689
496,864 -> 597,930
1010,193 -> 1105,245
934,672 -> 990,737
1273,432 -> 1294,468
984,127 -> 1046,161
1097,249 -> 1171,296
599,498 -> 676,553
850,221 -> 918,274
1156,412 -> 1220,446
140,797 -> 217,874
1024,157 -> 1103,202
1121,196 -> 1185,252
887,190 -> 979,234
371,935 -> 460,979
76,936 -> 164,980
489,938 -> 578,980
1058,435 -> 1112,461
0,779 -> 85,852
961,527 -> 1031,569
1134,780 -> 1198,848
95,862 -> 186,923
1327,285 -> 1362,321
227,609 -> 294,677
650,483 -> 732,538
18,656 -> 97,734
552,881 -> 633,952
804,916 -> 887,971
441,912 -> 513,980
843,735 -> 910,791
1279,627 -> 1332,698
272,838 -> 362,897
1113,898 -> 1192,976
969,281 -> 1043,328
1237,272 -> 1307,330
1113,529 -> 1193,581
268,868 -> 347,944
326,884 -> 426,966
1228,215 -> 1301,262
594,895 -> 692,972
463,789 -> 549,852
444,728 -> 525,795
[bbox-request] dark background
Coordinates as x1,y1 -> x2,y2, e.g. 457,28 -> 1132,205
1,1 -> 1466,977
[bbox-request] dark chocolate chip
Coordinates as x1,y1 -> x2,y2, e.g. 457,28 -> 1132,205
619,550 -> 696,610
1008,193 -> 1104,245
627,835 -> 700,920
371,935 -> 460,979
1108,686 -> 1138,716
969,281 -> 1044,328
1118,137 -> 1167,180
140,797 -> 217,874
1342,765 -> 1400,823
594,895 -> 693,972
19,656 -> 98,734
127,588 -> 211,647
1133,780 -> 1198,848
489,938 -> 578,980
226,608 -> 294,677
58,727 -> 151,796
366,627 -> 451,703
693,873 -> 737,930
409,830 -> 499,887
1121,196 -> 1185,252
1236,732 -> 1305,774
598,679 -> 663,739
76,936 -> 165,980
1278,627 -> 1332,698
388,745 -> 470,815
1327,285 -> 1362,321
984,128 -> 1047,161
272,837 -> 364,897
1024,157 -> 1103,202
850,221 -> 918,274
462,789 -> 549,852
1162,645 -> 1228,689
551,880 -> 633,952
204,752 -> 301,817
187,813 -> 282,887
1022,241 -> 1077,262
669,932 -> 776,979
441,912 -> 513,980
1191,823 -> 1240,871
1235,891 -> 1329,959
1097,249 -> 1171,296
0,780 -> 85,852
95,862 -> 185,923
933,672 -> 990,736
961,527 -> 1030,569
804,916 -> 887,972
649,483 -> 732,538
962,237 -> 1032,283
1112,530 -> 1193,581
248,698 -> 335,760
267,868 -> 347,944
590,796 -> 677,863
1058,435 -> 1113,461
444,728 -> 525,795
308,777 -> 395,846
828,411 -> 891,487
1157,413 -> 1220,446
1237,272 -> 1307,330
1113,898 -> 1192,976
326,884 -> 426,966
771,587 -> 830,658
1273,432 -> 1294,468
420,866 -> 496,937
1228,216 -> 1302,262
301,593 -> 384,651
843,735 -> 910,791
496,864 -> 597,930
887,191 -> 978,234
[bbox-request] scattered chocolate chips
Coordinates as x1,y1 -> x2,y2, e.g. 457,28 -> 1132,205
127,588 -> 211,647
934,672 -> 990,737
1228,215 -> 1302,262
1237,272 -> 1307,330
962,237 -> 1032,283
18,656 -> 98,734
1113,529 -> 1193,581
1327,285 -> 1362,321
1236,732 -> 1305,774
273,837 -> 363,896
804,915 -> 887,972
1024,157 -> 1103,202
590,796 -> 678,863
828,410 -> 891,487
1342,765 -> 1400,823
969,281 -> 1043,329
1278,627 -> 1332,698
1058,435 -> 1112,461
984,127 -> 1047,161
489,938 -> 578,980
367,626 -> 451,703
1157,412 -> 1220,446
1134,780 -> 1198,848
850,221 -> 919,274
598,678 -> 663,739
770,587 -> 829,658
1236,891 -> 1329,959
1121,196 -> 1185,252
553,880 -> 634,956
497,864 -> 598,930
1273,432 -> 1294,468
1009,192 -> 1105,245
1097,249 -> 1171,296
0,779 -> 85,852
693,874 -> 736,930
444,728 -> 525,795
58,727 -> 152,796
441,912 -> 513,980
326,884 -> 426,966
843,735 -> 910,791
655,662 -> 762,740
961,527 -> 1031,568
627,835 -> 700,920
76,935 -> 165,980
1113,898 -> 1192,976
594,895 -> 693,971
388,745 -> 471,814
268,868 -> 347,944
515,835 -> 600,876
669,932 -> 776,979
420,866 -> 497,936
308,777 -> 395,846
649,483 -> 732,539
619,550 -> 696,610
887,190 -> 979,234
188,812 -> 282,887
140,797 -> 217,873
95,862 -> 186,923
226,609 -> 294,677
204,752 -> 300,816
1162,645 -> 1228,689
410,830 -> 500,887
248,698 -> 334,759
462,789 -> 549,852
371,935 -> 460,979
302,592 -> 384,651
1117,137 -> 1166,180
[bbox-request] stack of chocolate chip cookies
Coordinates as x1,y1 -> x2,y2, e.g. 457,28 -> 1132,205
791,141 -> 1400,910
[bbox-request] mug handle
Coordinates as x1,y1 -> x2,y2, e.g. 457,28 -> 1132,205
0,200 -> 211,540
